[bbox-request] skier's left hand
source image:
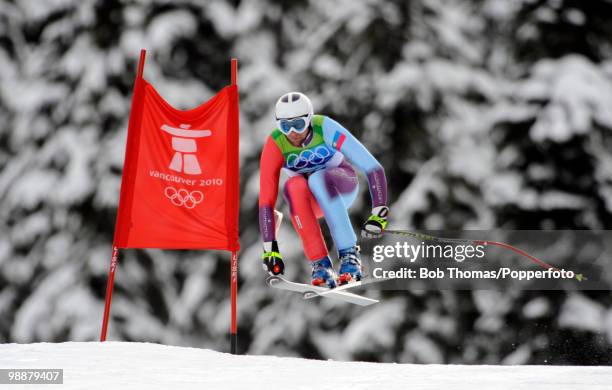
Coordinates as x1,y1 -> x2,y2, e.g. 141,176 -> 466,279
262,240 -> 285,276
361,206 -> 389,239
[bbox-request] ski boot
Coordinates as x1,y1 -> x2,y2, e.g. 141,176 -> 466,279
337,246 -> 362,285
311,256 -> 337,289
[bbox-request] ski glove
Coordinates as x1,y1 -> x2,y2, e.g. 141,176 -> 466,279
262,240 -> 285,276
362,206 -> 389,239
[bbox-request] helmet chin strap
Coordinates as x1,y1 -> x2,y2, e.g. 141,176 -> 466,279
300,126 -> 314,147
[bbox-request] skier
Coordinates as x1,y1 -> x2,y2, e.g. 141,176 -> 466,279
259,92 -> 389,288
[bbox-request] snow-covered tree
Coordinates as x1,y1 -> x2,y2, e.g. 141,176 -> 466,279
1,0 -> 611,364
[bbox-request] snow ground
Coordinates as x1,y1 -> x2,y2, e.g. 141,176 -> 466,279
1,342 -> 611,390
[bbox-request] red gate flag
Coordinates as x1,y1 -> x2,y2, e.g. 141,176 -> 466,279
100,52 -> 240,351
114,59 -> 240,251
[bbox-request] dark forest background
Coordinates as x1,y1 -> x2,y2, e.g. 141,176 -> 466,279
1,0 -> 612,364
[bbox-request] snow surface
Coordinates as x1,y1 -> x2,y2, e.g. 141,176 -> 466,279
1,342 -> 611,390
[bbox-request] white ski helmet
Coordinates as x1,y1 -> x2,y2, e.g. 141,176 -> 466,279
275,92 -> 313,133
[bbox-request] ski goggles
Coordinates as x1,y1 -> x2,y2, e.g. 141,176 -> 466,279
278,116 -> 308,135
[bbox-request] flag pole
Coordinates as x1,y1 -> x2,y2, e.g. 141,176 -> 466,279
231,58 -> 237,86
100,49 -> 147,342
100,246 -> 119,341
230,250 -> 238,354
230,58 -> 239,354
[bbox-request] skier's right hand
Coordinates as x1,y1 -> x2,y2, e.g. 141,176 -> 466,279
262,240 -> 285,276
362,205 -> 389,239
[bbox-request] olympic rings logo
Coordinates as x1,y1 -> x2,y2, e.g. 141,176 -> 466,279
286,146 -> 332,170
164,186 -> 204,209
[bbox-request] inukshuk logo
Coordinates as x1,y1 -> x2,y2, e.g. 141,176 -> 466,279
161,123 -> 212,175
159,123 -> 211,209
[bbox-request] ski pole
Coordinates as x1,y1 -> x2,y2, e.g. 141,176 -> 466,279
383,229 -> 586,282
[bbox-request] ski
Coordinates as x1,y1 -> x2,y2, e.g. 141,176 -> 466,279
302,276 -> 393,300
302,280 -> 362,300
266,276 -> 378,306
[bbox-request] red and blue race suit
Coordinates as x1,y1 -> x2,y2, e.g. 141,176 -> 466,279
259,115 -> 387,261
